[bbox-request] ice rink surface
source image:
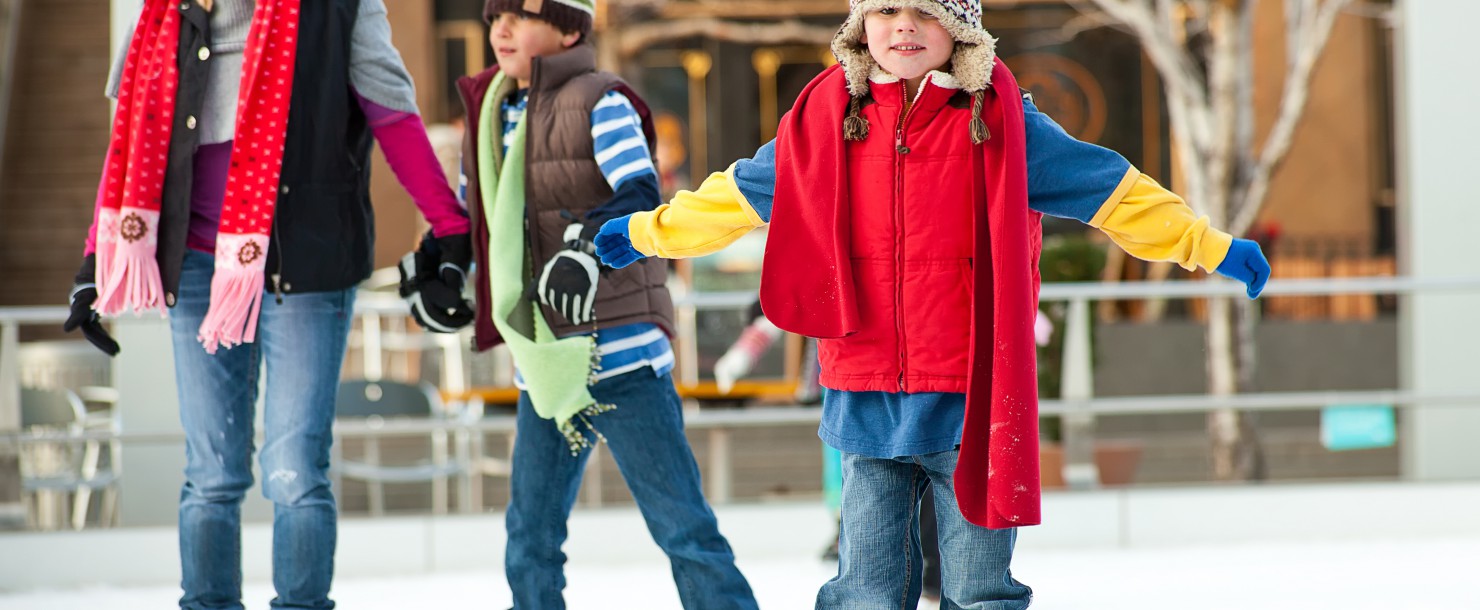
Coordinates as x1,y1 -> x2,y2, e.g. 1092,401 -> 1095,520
4,534 -> 1475,609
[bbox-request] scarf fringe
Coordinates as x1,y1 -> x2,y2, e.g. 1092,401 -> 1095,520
94,246 -> 116,315
558,402 -> 618,455
586,333 -> 604,384
196,267 -> 266,354
95,242 -> 164,317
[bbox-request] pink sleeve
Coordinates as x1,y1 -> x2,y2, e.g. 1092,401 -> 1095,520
357,94 -> 470,238
83,165 -> 106,256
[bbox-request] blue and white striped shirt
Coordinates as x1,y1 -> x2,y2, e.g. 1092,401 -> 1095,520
499,89 -> 656,189
495,88 -> 674,384
514,323 -> 675,388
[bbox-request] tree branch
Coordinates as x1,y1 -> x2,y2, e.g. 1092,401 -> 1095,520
1231,0 -> 1353,235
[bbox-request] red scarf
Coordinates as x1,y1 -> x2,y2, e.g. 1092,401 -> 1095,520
763,62 -> 1044,529
95,0 -> 301,354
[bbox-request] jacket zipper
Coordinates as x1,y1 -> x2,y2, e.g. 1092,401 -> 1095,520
894,80 -> 919,392
270,198 -> 286,304
522,72 -> 541,320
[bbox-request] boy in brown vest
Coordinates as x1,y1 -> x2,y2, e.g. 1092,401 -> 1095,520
406,1 -> 760,607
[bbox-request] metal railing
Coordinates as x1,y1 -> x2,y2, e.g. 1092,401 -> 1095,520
1038,275 -> 1480,489
3,275 -> 1480,522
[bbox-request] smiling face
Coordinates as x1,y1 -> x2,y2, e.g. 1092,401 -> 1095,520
488,12 -> 581,87
860,6 -> 956,84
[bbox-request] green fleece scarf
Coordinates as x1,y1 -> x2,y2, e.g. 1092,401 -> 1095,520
479,73 -> 612,453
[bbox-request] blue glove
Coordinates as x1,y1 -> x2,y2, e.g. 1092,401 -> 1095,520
1215,238 -> 1270,299
594,216 -> 646,269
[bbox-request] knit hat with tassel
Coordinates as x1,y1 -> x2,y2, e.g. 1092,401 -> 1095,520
484,0 -> 595,39
831,0 -> 997,144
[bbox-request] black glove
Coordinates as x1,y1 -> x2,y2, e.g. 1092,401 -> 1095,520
399,232 -> 474,333
62,254 -> 120,357
535,222 -> 600,326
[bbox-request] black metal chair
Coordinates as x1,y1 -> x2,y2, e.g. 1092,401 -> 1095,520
19,388 -> 119,530
333,380 -> 464,515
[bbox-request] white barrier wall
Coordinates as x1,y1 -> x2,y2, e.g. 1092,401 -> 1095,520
5,482 -> 1480,589
1397,0 -> 1480,480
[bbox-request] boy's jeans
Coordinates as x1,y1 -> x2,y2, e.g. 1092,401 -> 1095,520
505,370 -> 758,610
817,450 -> 1033,610
171,251 -> 354,610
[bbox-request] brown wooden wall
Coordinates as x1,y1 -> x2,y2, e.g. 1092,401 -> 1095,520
0,0 -> 113,307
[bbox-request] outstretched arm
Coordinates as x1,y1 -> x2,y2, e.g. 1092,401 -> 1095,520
1023,95 -> 1268,297
596,139 -> 777,268
1088,173 -> 1267,298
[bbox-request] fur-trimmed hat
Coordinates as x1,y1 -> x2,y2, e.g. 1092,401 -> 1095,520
832,0 -> 997,143
484,0 -> 595,39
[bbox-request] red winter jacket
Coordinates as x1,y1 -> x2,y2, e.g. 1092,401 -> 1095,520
764,63 -> 1044,528
818,74 -> 1004,394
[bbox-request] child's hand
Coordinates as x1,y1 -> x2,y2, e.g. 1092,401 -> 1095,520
398,232 -> 475,333
594,216 -> 645,269
1214,238 -> 1270,299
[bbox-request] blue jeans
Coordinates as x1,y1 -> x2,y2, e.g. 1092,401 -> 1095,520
817,450 -> 1033,610
170,251 -> 355,610
505,370 -> 757,610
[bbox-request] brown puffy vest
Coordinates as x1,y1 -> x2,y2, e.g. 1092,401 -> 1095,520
459,45 -> 673,349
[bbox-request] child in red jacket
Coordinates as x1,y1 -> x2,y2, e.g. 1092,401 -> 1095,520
596,1 -> 1268,607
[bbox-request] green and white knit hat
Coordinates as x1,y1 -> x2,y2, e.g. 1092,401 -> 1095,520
484,0 -> 595,38
831,0 -> 997,96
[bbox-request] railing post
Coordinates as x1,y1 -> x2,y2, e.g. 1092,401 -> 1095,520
679,304 -> 700,387
362,313 -> 383,381
707,428 -> 732,504
0,320 -> 22,527
1060,297 -> 1100,489
0,320 -> 18,430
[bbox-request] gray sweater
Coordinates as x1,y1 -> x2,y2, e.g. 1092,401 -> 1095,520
107,0 -> 420,145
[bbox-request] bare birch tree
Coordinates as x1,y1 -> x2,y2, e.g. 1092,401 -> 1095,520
1068,0 -> 1357,479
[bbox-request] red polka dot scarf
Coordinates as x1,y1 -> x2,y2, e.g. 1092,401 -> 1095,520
95,0 -> 300,354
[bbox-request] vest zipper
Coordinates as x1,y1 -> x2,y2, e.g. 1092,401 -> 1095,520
894,80 -> 919,392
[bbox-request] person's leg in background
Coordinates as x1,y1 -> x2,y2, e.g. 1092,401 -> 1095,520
920,482 -> 942,604
821,442 -> 844,561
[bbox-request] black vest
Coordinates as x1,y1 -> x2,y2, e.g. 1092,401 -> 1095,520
160,0 -> 371,302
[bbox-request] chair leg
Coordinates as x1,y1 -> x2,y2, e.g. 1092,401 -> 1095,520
468,431 -> 485,513
366,439 -> 384,517
456,428 -> 475,514
74,440 -> 102,529
36,490 -> 60,531
101,486 -> 119,527
432,431 -> 448,515
71,487 -> 92,531
24,493 -> 37,530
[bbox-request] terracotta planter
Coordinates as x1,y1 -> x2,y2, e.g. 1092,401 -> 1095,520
1039,441 -> 1145,489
